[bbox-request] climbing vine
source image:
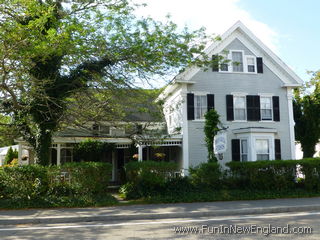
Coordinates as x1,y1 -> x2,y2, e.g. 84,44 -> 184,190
204,109 -> 221,162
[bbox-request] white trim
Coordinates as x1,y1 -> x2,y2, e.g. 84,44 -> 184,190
287,87 -> 296,159
181,85 -> 189,175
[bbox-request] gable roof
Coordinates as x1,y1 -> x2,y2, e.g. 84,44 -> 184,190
168,21 -> 303,94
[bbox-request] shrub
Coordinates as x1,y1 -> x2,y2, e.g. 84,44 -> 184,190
298,158 -> 320,191
0,162 -> 112,205
226,160 -> 298,191
122,161 -> 178,199
189,162 -> 222,188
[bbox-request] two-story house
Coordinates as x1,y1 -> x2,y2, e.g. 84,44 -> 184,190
15,21 -> 303,179
159,21 -> 303,173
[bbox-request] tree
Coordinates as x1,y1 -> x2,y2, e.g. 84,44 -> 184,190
0,0 -> 215,165
204,109 -> 221,162
4,147 -> 18,165
0,114 -> 19,147
294,71 -> 320,158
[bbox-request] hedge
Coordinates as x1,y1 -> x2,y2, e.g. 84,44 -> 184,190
0,162 -> 112,203
120,161 -> 179,199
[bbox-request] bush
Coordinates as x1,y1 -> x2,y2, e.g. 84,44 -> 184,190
298,158 -> 320,191
0,162 -> 113,207
189,162 -> 222,188
122,161 -> 178,199
226,160 -> 298,191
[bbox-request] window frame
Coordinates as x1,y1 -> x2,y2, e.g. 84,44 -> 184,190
231,50 -> 244,73
233,95 -> 247,121
194,94 -> 207,120
260,96 -> 273,121
240,138 -> 248,162
246,56 -> 257,73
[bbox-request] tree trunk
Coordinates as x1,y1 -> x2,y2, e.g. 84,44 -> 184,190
34,127 -> 52,166
302,143 -> 316,158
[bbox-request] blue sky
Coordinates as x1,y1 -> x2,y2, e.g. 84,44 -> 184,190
238,0 -> 320,81
134,0 -> 320,82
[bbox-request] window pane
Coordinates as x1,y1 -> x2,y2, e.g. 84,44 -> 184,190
247,58 -> 255,65
220,63 -> 228,71
257,154 -> 269,161
232,52 -> 243,72
248,65 -> 255,72
256,139 -> 269,154
261,109 -> 272,120
241,140 -> 247,154
235,109 -> 246,120
234,97 -> 245,108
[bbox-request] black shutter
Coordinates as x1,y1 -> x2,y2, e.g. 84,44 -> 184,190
187,93 -> 194,120
232,139 -> 240,161
257,57 -> 263,73
207,94 -> 215,111
246,95 -> 260,121
226,95 -> 234,121
275,139 -> 281,160
273,96 -> 280,121
212,55 -> 219,72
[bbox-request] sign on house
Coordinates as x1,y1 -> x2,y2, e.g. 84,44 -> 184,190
214,132 -> 227,154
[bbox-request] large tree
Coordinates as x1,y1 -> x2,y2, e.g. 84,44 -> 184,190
294,71 -> 320,158
0,0 -> 214,165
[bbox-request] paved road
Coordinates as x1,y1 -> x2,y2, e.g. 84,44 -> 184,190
0,211 -> 318,240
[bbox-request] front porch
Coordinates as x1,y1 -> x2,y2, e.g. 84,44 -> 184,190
17,136 -> 183,184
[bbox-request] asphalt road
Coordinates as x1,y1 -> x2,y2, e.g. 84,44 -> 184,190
0,211 -> 319,240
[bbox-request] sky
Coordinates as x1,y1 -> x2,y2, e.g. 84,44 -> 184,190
133,0 -> 320,83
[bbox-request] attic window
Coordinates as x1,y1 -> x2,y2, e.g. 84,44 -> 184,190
232,51 -> 244,72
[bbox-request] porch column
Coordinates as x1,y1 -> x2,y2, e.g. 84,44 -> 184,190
112,151 -> 116,181
138,145 -> 143,162
57,143 -> 61,165
18,143 -> 23,166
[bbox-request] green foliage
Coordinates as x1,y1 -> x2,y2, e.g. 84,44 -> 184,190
0,162 -> 113,208
121,161 -> 178,199
4,147 -> 18,165
226,160 -> 298,191
0,0 -> 214,166
204,109 -> 221,162
189,162 -> 222,188
73,139 -> 115,162
294,71 -> 320,158
0,115 -> 19,148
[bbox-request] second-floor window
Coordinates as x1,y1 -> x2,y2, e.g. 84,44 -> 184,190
195,95 -> 207,119
260,97 -> 272,120
234,96 -> 246,120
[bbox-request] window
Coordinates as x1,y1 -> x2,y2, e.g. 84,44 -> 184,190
220,63 -> 229,71
232,51 -> 243,72
240,139 -> 248,162
234,96 -> 246,120
61,148 -> 73,164
195,95 -> 207,119
256,139 -> 269,160
246,57 -> 256,72
260,97 -> 272,120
